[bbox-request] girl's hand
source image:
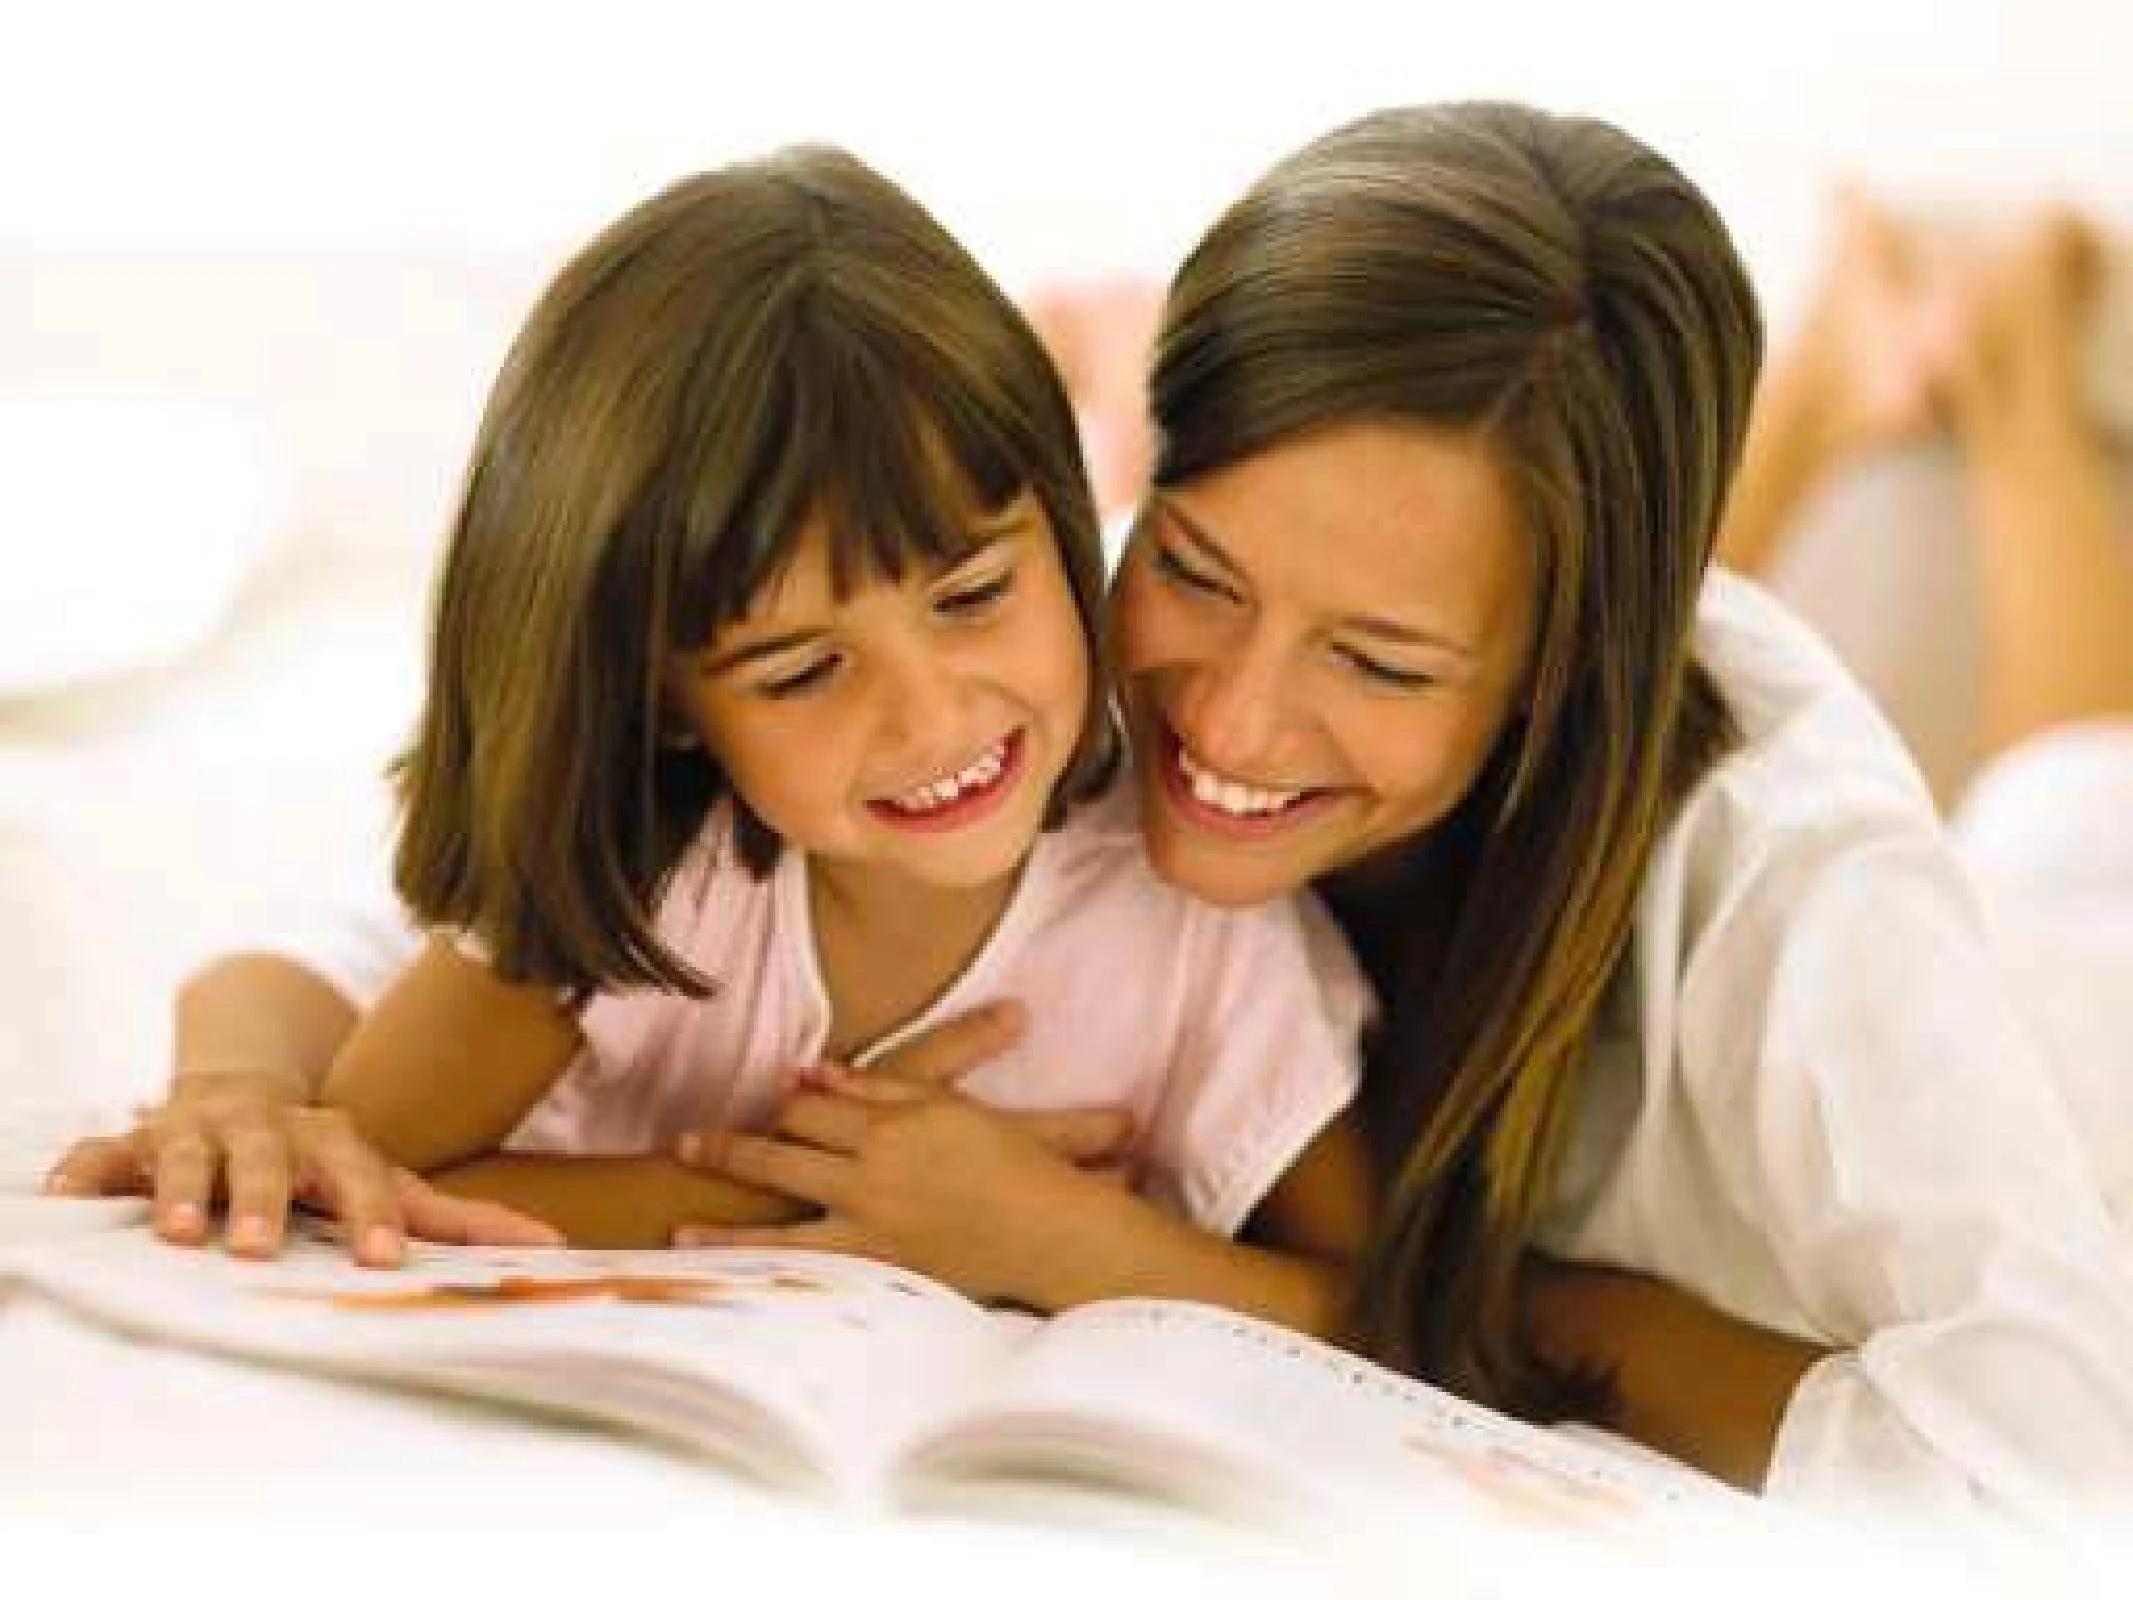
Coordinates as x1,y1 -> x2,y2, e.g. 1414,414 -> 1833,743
670,1065 -> 1132,1306
44,1074 -> 560,1266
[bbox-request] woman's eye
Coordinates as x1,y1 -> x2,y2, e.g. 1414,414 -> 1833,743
1339,647 -> 1437,692
935,571 -> 1015,617
1152,544 -> 1231,600
758,656 -> 839,698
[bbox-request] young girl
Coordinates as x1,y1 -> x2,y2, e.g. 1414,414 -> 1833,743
310,146 -> 1372,1334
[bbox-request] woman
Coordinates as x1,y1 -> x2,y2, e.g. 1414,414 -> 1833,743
50,103 -> 2133,1518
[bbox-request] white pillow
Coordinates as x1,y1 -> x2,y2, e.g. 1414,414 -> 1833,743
0,393 -> 280,698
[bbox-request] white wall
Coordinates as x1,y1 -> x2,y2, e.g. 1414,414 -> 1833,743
9,0 -> 2132,323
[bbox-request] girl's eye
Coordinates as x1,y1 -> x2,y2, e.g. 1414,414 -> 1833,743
1152,543 -> 1233,601
935,570 -> 1015,617
1337,647 -> 1437,692
757,656 -> 840,698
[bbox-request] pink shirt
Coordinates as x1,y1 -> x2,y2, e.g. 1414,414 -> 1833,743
506,774 -> 1368,1236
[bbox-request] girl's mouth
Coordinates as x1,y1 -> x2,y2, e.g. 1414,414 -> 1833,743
868,728 -> 1026,834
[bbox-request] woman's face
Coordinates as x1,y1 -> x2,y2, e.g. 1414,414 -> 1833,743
1110,421 -> 1535,907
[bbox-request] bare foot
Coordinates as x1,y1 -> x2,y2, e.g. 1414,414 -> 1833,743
1784,186 -> 1948,463
1932,207 -> 2102,451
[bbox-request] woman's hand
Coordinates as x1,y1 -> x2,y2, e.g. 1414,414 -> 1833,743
671,1064 -> 1132,1306
44,1072 -> 560,1266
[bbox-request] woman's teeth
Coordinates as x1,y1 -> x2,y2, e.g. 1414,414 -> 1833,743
1176,743 -> 1306,817
886,739 -> 1009,815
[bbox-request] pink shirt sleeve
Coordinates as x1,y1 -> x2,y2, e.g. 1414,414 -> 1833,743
1140,892 -> 1371,1236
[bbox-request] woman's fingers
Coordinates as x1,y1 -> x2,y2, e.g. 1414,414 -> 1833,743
868,1001 -> 1026,1087
1003,1106 -> 1134,1164
678,1130 -> 854,1212
807,1062 -> 927,1105
773,1087 -> 892,1152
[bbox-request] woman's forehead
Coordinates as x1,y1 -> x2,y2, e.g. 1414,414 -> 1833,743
1155,422 -> 1530,644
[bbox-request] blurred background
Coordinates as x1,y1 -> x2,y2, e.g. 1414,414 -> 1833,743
2,0 -> 2129,1116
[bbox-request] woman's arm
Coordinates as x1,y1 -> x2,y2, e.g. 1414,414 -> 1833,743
675,1072 -> 1370,1339
1519,1257 -> 1824,1492
1019,1112 -> 1372,1337
427,1154 -> 808,1249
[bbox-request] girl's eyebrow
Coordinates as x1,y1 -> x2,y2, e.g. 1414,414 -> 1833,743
702,516 -> 1031,676
1156,497 -> 1478,662
701,625 -> 828,676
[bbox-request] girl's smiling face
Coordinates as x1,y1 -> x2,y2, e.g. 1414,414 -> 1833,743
671,492 -> 1089,900
1110,421 -> 1535,908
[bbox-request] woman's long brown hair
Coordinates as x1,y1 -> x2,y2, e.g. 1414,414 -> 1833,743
1151,103 -> 1760,1420
394,146 -> 1114,1003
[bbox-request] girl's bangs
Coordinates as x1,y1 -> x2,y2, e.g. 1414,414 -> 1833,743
670,336 -> 1030,645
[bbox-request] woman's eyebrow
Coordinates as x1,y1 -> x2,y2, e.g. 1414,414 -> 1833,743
1155,498 -> 1248,581
1158,497 -> 1477,660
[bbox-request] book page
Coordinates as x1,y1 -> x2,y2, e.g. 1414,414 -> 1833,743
1,1226 -> 1016,1500
903,1298 -> 1752,1546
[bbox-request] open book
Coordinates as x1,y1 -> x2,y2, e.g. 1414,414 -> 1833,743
1,1226 -> 1745,1541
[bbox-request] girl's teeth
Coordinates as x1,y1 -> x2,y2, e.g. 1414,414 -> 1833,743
891,740 -> 1009,813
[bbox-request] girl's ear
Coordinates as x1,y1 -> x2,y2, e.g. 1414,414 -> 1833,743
653,667 -> 707,751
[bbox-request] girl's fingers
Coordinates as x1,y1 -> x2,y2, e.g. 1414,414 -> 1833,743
391,1170 -> 564,1248
869,1001 -> 1026,1087
147,1126 -> 220,1245
218,1119 -> 296,1258
298,1123 -> 406,1268
677,1131 -> 854,1212
43,1133 -> 147,1199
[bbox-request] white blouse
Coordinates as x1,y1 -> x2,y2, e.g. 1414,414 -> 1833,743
259,571 -> 2133,1524
1534,571 -> 2133,1525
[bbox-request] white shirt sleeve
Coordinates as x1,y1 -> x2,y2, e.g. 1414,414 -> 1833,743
1547,577 -> 2133,1525
1706,824 -> 2133,1524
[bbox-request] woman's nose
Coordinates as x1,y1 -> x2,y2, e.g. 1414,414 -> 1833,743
1171,635 -> 1293,777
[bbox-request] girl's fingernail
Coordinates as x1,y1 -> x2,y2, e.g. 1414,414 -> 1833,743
229,1215 -> 271,1251
168,1202 -> 205,1234
363,1226 -> 403,1263
675,1228 -> 706,1247
43,1172 -> 75,1196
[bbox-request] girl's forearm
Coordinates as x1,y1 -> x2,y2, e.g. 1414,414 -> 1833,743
174,954 -> 359,1099
1519,1256 -> 1826,1492
430,1154 -> 810,1250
